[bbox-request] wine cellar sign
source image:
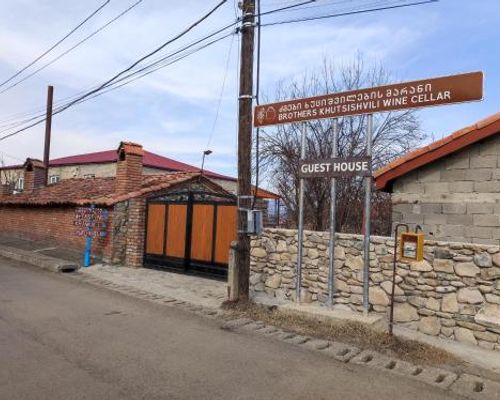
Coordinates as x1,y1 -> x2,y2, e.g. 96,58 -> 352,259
254,70 -> 484,312
254,71 -> 483,127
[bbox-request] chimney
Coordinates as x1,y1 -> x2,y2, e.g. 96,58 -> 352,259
115,142 -> 144,194
23,158 -> 46,192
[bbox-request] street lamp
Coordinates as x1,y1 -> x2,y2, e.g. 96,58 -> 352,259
200,150 -> 212,175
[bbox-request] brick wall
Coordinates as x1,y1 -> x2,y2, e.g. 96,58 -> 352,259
392,134 -> 500,244
0,205 -> 113,260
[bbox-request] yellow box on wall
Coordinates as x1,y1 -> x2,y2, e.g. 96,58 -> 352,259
399,232 -> 424,262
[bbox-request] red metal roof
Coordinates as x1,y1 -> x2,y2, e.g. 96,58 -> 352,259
48,149 -> 232,180
374,112 -> 500,191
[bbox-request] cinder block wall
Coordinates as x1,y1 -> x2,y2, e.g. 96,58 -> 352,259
392,135 -> 500,244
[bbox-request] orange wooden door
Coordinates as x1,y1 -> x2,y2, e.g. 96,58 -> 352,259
145,204 -> 166,255
190,204 -> 214,262
214,205 -> 237,264
165,204 -> 187,258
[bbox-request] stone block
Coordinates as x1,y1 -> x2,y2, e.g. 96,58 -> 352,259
419,316 -> 441,335
437,224 -> 465,237
473,252 -> 492,267
418,166 -> 441,182
443,203 -> 466,214
454,327 -> 478,345
465,168 -> 492,181
451,374 -> 500,400
402,213 -> 424,224
475,180 -> 500,193
446,152 -> 469,169
404,182 -> 424,194
423,214 -> 447,225
448,181 -> 474,192
419,203 -> 442,214
433,259 -> 454,273
470,155 -> 497,168
465,226 -> 493,239
369,286 -> 390,306
454,262 -> 480,277
473,214 -> 500,227
441,169 -> 466,181
393,303 -> 419,322
424,182 -> 449,194
467,202 -> 494,214
474,303 -> 500,331
446,214 -> 473,225
457,288 -> 484,304
410,259 -> 432,272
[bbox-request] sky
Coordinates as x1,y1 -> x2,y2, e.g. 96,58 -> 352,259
0,0 -> 498,189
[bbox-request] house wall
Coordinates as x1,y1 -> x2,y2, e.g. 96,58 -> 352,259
0,205 -> 113,260
392,134 -> 500,244
250,228 -> 500,351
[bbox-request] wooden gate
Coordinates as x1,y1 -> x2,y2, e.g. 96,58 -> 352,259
144,191 -> 237,277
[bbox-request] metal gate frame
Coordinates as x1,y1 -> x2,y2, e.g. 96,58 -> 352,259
144,190 -> 236,278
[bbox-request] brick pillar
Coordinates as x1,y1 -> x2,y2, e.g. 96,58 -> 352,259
23,158 -> 46,192
125,198 -> 146,267
115,142 -> 144,195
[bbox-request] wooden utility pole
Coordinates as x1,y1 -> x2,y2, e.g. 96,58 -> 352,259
43,85 -> 54,185
235,0 -> 255,301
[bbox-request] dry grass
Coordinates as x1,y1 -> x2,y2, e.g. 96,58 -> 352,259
222,300 -> 460,367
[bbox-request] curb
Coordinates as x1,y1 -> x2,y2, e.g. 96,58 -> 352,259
0,244 -> 80,273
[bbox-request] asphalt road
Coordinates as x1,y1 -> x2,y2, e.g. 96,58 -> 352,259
0,258 -> 461,400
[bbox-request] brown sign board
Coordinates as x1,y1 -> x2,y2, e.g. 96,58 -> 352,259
299,157 -> 372,179
254,71 -> 483,127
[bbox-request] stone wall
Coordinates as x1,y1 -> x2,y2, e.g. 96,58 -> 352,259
392,134 -> 500,244
250,228 -> 500,351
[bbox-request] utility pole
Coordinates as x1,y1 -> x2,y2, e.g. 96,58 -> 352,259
43,85 -> 54,185
235,0 -> 255,301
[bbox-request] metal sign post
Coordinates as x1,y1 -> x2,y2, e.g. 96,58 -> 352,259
296,123 -> 306,302
327,118 -> 338,306
362,114 -> 373,314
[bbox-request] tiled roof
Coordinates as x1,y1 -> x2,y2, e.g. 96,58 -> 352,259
0,172 -> 203,206
374,112 -> 500,191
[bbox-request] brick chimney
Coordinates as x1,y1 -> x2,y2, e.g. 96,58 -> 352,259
23,158 -> 46,192
115,142 -> 144,194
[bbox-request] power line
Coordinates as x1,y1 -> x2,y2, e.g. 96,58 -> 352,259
0,28 -> 236,141
260,0 -> 438,26
0,0 -> 112,89
206,34 -> 235,148
0,0 -> 145,95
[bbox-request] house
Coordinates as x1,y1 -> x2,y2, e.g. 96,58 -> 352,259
0,142 -> 244,273
374,112 -> 500,244
0,145 -> 280,224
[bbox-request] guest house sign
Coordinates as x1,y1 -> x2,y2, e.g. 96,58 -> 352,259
254,71 -> 483,127
299,156 -> 371,178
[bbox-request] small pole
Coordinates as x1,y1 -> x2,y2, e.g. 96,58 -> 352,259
296,123 -> 306,302
83,204 -> 95,268
43,85 -> 54,185
328,118 -> 338,306
362,114 -> 373,314
389,223 -> 409,335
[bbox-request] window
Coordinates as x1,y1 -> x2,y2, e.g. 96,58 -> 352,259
15,177 -> 24,191
49,175 -> 60,184
83,174 -> 96,179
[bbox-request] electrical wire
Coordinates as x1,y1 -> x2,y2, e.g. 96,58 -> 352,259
0,0 -> 146,95
260,0 -> 438,26
206,34 -> 235,149
0,0 -> 112,88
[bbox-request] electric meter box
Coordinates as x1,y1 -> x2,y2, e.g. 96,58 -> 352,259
399,232 -> 424,262
246,209 -> 263,235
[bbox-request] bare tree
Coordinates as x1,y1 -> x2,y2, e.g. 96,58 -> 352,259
259,55 -> 425,234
